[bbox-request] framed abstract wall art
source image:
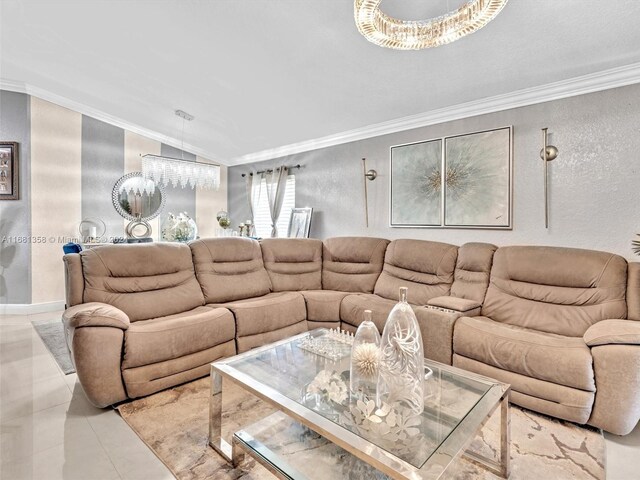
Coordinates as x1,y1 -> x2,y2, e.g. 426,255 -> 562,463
0,142 -> 19,200
390,138 -> 442,226
390,126 -> 512,229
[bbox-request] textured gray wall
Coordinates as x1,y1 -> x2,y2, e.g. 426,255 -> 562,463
81,116 -> 125,239
0,91 -> 31,304
160,144 -> 196,226
229,84 -> 640,259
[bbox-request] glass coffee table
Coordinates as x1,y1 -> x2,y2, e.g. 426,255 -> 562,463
210,329 -> 510,479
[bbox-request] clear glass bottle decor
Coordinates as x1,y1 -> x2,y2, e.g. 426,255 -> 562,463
349,309 -> 381,402
377,287 -> 425,415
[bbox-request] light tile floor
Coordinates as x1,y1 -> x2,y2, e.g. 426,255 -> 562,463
0,313 -> 173,480
1,312 -> 638,479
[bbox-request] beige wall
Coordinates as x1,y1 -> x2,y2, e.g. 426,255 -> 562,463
124,131 -> 161,240
30,97 -> 82,303
27,101 -> 228,305
196,156 -> 228,238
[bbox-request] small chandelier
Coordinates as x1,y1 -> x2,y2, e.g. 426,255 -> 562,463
141,110 -> 220,190
354,0 -> 509,50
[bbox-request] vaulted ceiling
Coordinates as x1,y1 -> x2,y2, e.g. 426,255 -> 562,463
2,0 -> 640,165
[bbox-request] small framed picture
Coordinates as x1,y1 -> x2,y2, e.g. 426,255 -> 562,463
0,142 -> 19,200
288,207 -> 313,238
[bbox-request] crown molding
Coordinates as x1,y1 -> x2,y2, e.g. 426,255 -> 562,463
0,79 -> 225,165
229,62 -> 640,165
4,62 -> 640,168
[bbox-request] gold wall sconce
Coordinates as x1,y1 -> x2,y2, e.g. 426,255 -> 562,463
362,158 -> 377,227
540,128 -> 559,229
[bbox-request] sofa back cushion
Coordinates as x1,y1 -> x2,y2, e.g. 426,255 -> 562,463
482,246 -> 628,337
450,243 -> 497,303
374,239 -> 458,304
322,237 -> 389,293
626,263 -> 640,321
261,238 -> 322,291
81,243 -> 204,322
190,237 -> 272,303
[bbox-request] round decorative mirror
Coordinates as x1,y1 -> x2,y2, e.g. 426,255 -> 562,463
112,172 -> 165,240
112,172 -> 165,222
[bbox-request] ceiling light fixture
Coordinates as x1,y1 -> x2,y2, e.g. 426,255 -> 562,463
141,110 -> 220,190
354,0 -> 508,50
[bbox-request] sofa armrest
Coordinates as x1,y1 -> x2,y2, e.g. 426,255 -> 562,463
62,302 -> 129,407
426,296 -> 482,316
584,319 -> 640,347
414,306 -> 462,366
62,302 -> 130,330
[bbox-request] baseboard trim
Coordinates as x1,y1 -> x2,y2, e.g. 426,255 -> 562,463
0,301 -> 66,316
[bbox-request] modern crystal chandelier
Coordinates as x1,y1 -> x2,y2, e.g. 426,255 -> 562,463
141,110 -> 221,190
141,154 -> 220,190
354,0 -> 508,50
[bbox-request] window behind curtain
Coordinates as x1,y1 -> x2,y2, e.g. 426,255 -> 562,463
252,175 -> 295,238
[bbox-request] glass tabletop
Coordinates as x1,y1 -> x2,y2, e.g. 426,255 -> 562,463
214,328 -> 503,471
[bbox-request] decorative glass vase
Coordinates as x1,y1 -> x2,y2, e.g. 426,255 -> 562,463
161,212 -> 198,242
377,287 -> 425,415
349,310 -> 380,402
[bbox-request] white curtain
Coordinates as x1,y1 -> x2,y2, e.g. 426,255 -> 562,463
265,166 -> 288,237
245,172 -> 255,224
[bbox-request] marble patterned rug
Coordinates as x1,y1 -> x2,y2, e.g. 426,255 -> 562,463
117,377 -> 605,480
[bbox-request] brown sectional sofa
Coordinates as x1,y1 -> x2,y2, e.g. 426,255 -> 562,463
62,236 -> 640,435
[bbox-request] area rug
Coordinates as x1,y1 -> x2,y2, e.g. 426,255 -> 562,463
32,319 -> 75,374
117,377 -> 605,479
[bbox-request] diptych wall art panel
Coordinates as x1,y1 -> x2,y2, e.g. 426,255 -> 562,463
444,127 -> 511,227
390,139 -> 442,226
390,126 -> 512,229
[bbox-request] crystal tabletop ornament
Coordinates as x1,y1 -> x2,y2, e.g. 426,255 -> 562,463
297,328 -> 353,361
377,287 -> 425,415
350,309 -> 381,402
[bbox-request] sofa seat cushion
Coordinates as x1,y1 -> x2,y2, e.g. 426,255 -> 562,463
308,320 -> 340,331
123,340 -> 236,398
453,355 -> 594,424
341,294 -> 399,332
301,290 -> 350,322
236,322 -> 308,353
122,306 -> 235,369
211,292 -> 307,338
454,316 -> 595,392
